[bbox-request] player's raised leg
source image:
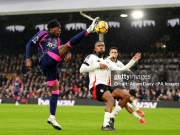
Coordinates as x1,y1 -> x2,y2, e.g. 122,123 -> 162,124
126,103 -> 146,124
57,17 -> 100,58
128,99 -> 145,117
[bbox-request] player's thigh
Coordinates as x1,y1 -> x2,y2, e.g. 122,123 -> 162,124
111,88 -> 130,99
40,65 -> 59,88
41,47 -> 62,67
101,91 -> 114,102
58,45 -> 70,57
90,84 -> 113,101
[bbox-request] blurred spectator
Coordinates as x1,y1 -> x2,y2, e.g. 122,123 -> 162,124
0,26 -> 180,102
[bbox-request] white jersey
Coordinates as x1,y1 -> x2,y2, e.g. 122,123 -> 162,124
80,54 -> 135,89
110,60 -> 125,84
110,60 -> 125,69
110,59 -> 137,89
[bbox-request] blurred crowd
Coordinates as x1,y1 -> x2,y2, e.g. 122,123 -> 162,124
0,52 -> 179,102
0,53 -> 90,101
0,25 -> 180,102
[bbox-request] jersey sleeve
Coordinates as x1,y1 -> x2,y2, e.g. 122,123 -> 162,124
117,61 -> 125,67
26,31 -> 48,59
109,59 -> 136,71
117,60 -> 134,74
26,33 -> 39,59
79,54 -> 100,73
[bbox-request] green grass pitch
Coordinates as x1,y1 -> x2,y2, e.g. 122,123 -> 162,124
0,104 -> 179,135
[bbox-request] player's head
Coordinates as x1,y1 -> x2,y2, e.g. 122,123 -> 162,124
109,47 -> 119,60
93,41 -> 105,57
47,20 -> 61,37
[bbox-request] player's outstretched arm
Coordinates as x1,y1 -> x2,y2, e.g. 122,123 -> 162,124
80,62 -> 108,73
132,53 -> 141,62
110,53 -> 141,71
25,40 -> 34,70
80,62 -> 100,73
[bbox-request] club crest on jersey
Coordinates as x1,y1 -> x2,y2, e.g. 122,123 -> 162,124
100,89 -> 104,93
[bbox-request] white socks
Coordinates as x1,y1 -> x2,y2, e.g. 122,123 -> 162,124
131,100 -> 139,111
103,112 -> 111,127
132,112 -> 141,120
111,106 -> 122,118
50,115 -> 55,119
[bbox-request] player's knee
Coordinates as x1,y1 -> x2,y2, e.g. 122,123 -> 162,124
51,80 -> 59,90
104,95 -> 114,104
108,96 -> 114,104
111,96 -> 115,102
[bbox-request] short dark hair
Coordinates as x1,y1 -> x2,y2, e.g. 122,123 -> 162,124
47,20 -> 61,30
94,41 -> 104,47
109,47 -> 118,53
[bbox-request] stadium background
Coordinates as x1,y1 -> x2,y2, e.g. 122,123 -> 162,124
0,0 -> 180,104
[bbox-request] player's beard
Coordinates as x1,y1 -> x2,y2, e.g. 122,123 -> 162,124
96,51 -> 105,58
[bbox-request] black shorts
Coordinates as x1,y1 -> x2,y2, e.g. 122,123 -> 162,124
39,47 -> 61,86
110,86 -> 127,101
110,86 -> 126,92
90,84 -> 111,102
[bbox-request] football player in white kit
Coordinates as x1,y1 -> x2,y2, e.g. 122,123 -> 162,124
80,41 -> 141,130
108,47 -> 146,125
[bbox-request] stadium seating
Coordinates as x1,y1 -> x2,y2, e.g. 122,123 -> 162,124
0,25 -> 179,102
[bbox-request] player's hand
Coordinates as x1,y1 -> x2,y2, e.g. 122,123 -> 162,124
109,54 -> 117,60
26,59 -> 32,70
64,53 -> 72,62
108,55 -> 115,59
132,53 -> 141,62
99,63 -> 108,69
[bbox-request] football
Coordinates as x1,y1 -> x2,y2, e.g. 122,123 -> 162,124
95,21 -> 108,34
